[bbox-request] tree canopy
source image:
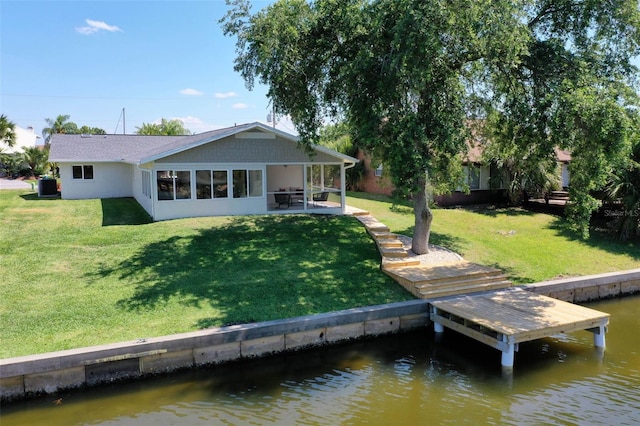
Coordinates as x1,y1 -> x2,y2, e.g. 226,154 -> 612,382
222,0 -> 640,251
135,118 -> 191,136
42,115 -> 107,145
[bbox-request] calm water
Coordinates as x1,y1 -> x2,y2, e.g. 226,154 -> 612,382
2,295 -> 639,425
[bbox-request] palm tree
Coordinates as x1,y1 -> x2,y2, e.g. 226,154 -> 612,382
42,115 -> 78,145
136,118 -> 190,136
0,114 -> 17,148
22,146 -> 49,177
135,122 -> 162,135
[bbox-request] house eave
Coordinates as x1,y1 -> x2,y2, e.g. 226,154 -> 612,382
139,122 -> 302,164
49,158 -> 132,164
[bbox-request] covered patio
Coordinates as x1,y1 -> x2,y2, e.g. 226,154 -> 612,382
266,163 -> 346,213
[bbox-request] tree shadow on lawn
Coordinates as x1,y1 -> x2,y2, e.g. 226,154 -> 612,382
395,224 -> 467,257
90,215 -> 410,328
452,204 -> 538,218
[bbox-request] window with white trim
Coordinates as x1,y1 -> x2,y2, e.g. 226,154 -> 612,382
196,170 -> 229,199
232,169 -> 263,198
157,170 -> 191,201
467,166 -> 480,190
72,165 -> 94,180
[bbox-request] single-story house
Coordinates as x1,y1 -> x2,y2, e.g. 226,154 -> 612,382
48,122 -> 357,221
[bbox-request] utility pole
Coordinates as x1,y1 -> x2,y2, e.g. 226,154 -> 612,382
122,108 -> 126,134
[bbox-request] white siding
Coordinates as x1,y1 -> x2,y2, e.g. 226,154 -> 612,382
151,163 -> 268,221
132,167 -> 154,218
59,162 -> 133,200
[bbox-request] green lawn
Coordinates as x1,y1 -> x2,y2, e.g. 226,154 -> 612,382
1,190 -> 638,358
345,192 -> 640,283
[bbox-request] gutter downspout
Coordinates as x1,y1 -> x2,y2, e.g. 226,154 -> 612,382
342,160 -> 356,212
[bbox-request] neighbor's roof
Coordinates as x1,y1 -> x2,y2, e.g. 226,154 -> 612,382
48,122 -> 357,164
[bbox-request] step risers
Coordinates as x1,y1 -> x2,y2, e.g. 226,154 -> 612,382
367,225 -> 391,233
379,247 -> 408,258
381,269 -> 504,288
412,273 -> 509,290
351,210 -> 370,217
386,265 -> 505,287
369,231 -> 397,240
418,280 -> 513,299
377,239 -> 404,248
381,259 -> 422,269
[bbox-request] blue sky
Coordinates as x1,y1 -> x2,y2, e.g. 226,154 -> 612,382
1,0 -> 293,139
2,1 -> 638,141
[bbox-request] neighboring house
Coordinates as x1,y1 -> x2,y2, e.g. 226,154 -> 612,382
355,149 -> 394,196
435,141 -> 509,206
357,143 -> 571,206
0,126 -> 40,154
48,122 -> 357,221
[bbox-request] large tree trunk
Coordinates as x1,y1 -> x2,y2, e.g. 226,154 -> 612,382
411,176 -> 433,255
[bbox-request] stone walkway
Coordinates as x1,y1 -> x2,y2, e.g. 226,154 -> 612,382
348,207 -> 512,299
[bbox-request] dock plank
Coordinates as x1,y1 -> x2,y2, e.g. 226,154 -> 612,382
430,288 -> 609,343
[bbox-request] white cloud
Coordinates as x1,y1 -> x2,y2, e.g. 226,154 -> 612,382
232,103 -> 248,109
215,92 -> 237,99
76,19 -> 122,35
180,88 -> 204,96
172,116 -> 222,133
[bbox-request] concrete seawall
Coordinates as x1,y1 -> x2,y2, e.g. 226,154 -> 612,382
1,300 -> 430,401
523,268 -> 640,302
2,269 -> 639,402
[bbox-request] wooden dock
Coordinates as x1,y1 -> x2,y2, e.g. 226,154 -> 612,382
430,287 -> 609,367
351,209 -> 610,368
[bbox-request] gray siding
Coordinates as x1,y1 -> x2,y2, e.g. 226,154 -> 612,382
157,136 -> 338,164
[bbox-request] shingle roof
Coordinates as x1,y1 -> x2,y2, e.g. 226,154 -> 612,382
48,122 -> 305,164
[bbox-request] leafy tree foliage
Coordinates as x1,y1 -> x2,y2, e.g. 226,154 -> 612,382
135,118 -> 191,136
0,114 -> 17,149
483,0 -> 640,237
606,133 -> 640,240
317,122 -> 365,190
222,0 -> 640,251
78,126 -> 107,135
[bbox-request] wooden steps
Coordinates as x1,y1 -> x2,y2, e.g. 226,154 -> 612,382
383,261 -> 512,299
353,211 -> 511,299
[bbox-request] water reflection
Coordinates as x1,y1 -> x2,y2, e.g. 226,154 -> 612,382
2,296 -> 639,425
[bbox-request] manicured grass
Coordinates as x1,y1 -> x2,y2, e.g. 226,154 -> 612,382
2,190 -> 638,358
345,192 -> 640,283
0,191 -> 411,358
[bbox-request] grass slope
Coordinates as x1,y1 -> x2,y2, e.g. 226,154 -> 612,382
1,190 -> 638,358
0,191 -> 410,358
